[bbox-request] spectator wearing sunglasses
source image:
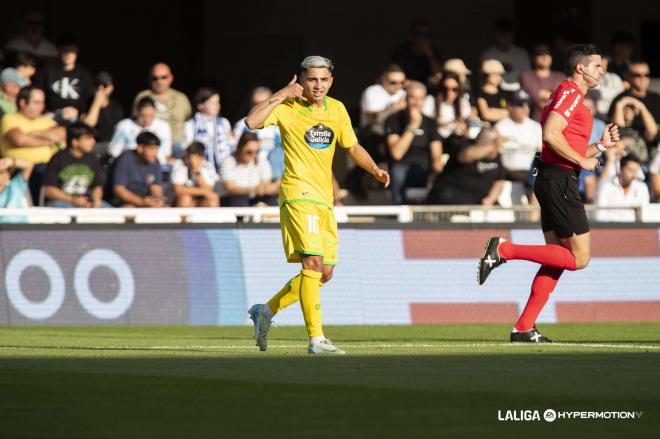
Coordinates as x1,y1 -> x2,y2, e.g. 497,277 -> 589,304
345,65 -> 407,199
423,72 -> 471,140
133,63 -> 192,156
218,132 -> 278,206
608,61 -> 660,154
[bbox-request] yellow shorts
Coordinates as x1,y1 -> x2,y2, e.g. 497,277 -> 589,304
280,201 -> 339,265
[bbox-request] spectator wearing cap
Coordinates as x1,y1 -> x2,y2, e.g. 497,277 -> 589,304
442,58 -> 474,102
133,63 -> 192,154
110,131 -> 166,207
42,122 -> 108,208
108,97 -> 172,165
4,12 -> 58,61
520,44 -> 565,121
80,71 -> 125,155
0,68 -> 29,116
0,85 -> 65,203
390,20 -> 442,84
34,34 -> 95,122
476,59 -> 510,124
171,141 -> 219,207
384,81 -> 444,204
182,87 -> 234,171
480,18 -> 530,92
494,90 -> 542,206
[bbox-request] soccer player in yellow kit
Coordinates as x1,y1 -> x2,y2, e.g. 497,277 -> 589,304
246,56 -> 390,354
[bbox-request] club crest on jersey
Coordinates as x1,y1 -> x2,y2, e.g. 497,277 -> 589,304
305,124 -> 334,150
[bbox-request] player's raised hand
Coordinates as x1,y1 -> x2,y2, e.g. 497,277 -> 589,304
601,123 -> 620,148
372,167 -> 390,188
277,75 -> 307,102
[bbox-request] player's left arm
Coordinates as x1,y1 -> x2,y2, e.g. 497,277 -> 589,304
586,123 -> 620,157
345,143 -> 390,188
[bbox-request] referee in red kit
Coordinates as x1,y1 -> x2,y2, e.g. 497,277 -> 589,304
477,44 -> 620,343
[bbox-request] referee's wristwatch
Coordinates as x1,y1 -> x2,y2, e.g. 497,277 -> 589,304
596,142 -> 607,152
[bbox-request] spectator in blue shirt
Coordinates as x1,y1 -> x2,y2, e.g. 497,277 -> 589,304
110,131 -> 166,207
0,156 -> 33,223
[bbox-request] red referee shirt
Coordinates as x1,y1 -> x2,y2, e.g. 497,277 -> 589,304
540,79 -> 594,170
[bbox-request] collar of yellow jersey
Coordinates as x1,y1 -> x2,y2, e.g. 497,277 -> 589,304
296,96 -> 328,113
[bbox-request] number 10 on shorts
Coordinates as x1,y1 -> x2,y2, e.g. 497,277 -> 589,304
306,214 -> 320,234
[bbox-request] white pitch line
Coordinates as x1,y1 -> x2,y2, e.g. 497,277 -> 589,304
3,342 -> 659,351
49,342 -> 660,351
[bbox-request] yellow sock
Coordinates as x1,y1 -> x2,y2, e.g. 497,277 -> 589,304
299,269 -> 323,337
266,275 -> 302,314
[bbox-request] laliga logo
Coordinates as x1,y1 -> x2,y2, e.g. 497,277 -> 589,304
5,249 -> 134,320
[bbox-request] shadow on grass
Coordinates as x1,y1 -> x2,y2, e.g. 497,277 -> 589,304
0,352 -> 658,439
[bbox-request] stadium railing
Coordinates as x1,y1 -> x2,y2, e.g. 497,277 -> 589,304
0,204 -> 658,224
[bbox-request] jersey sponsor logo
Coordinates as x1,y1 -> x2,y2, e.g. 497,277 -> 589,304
304,124 -> 335,150
563,94 -> 582,118
552,88 -> 576,110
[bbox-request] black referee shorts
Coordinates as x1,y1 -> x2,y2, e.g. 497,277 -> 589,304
534,164 -> 590,238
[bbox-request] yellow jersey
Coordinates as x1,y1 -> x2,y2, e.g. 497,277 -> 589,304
264,96 -> 357,208
0,113 -> 58,164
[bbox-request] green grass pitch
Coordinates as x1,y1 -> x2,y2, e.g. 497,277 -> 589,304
1,323 -> 658,438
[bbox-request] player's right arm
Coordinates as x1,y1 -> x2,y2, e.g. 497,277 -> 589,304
543,111 -> 599,172
245,75 -> 306,130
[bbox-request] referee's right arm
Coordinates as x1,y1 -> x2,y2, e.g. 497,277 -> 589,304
543,112 -> 599,171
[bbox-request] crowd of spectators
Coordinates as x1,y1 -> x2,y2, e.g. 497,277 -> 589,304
0,13 -> 658,223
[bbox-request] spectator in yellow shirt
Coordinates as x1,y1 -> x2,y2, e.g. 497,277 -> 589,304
0,85 -> 65,203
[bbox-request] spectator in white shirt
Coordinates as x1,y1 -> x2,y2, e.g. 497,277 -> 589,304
596,153 -> 649,222
423,72 -> 472,139
219,132 -> 278,206
346,64 -> 407,199
595,55 -> 625,118
495,90 -> 542,199
360,64 -> 407,132
171,141 -> 219,207
183,87 -> 235,172
108,96 -> 172,165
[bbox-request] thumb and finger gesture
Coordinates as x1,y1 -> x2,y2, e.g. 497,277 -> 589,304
284,74 -> 307,102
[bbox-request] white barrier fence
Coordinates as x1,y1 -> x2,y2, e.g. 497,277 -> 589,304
0,204 -> 658,224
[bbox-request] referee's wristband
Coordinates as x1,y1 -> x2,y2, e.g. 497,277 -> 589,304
596,142 -> 607,152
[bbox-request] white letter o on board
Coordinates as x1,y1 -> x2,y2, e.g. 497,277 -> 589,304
74,249 -> 135,319
5,249 -> 66,320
